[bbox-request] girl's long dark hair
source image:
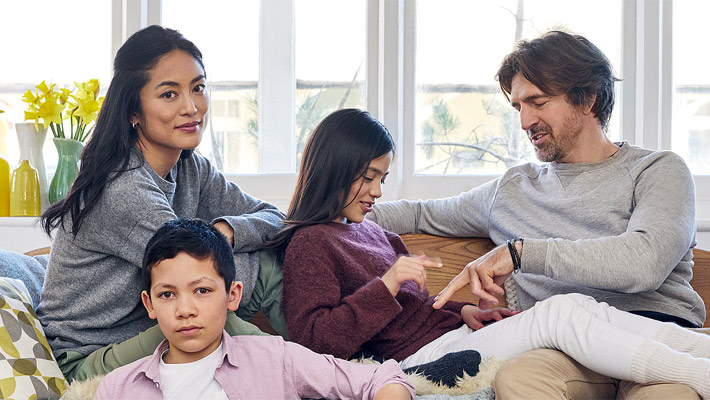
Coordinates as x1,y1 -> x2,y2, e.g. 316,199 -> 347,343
265,108 -> 394,261
41,25 -> 204,237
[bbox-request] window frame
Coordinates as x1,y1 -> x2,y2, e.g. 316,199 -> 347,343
117,0 -> 710,225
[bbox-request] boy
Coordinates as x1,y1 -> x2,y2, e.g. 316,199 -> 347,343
94,218 -> 415,399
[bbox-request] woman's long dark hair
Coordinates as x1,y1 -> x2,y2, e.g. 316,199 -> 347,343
265,108 -> 394,261
41,25 -> 204,237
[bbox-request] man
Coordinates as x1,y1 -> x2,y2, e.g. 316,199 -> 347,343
369,31 -> 705,399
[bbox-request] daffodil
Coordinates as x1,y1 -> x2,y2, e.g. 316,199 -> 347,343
37,81 -> 54,96
21,89 -> 38,105
38,93 -> 66,130
21,79 -> 103,142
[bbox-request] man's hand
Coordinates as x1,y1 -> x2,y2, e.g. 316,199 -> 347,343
432,242 -> 520,309
460,304 -> 521,330
381,254 -> 442,297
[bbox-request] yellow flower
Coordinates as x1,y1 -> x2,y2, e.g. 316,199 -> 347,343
22,79 -> 103,141
37,81 -> 54,96
21,89 -> 38,105
37,92 -> 65,129
22,88 -> 44,129
72,97 -> 101,125
80,79 -> 100,98
59,88 -> 71,104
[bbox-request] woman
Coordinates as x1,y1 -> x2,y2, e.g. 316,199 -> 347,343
39,25 -> 285,382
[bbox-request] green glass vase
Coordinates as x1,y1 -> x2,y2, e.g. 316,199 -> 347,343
49,138 -> 84,204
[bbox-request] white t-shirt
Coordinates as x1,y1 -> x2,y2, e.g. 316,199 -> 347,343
159,343 -> 229,400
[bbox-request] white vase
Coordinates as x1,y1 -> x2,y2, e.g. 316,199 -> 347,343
15,122 -> 49,212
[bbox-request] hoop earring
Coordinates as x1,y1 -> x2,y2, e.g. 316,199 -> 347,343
132,122 -> 138,130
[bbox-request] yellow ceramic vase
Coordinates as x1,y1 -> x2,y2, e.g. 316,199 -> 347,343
0,156 -> 9,216
10,160 -> 40,216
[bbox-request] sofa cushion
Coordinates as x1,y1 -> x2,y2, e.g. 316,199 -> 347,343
0,277 -> 66,399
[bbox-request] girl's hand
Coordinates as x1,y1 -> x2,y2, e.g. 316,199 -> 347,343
381,254 -> 442,297
460,304 -> 521,330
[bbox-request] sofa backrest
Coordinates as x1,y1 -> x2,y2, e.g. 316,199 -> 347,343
401,234 -> 710,328
26,238 -> 710,329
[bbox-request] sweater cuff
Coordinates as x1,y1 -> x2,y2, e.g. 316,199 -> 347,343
368,278 -> 404,313
519,238 -> 547,275
440,300 -> 469,315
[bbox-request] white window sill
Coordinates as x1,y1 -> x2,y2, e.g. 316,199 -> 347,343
0,217 -> 52,253
1,216 -> 709,254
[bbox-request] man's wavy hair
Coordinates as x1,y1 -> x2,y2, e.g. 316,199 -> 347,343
496,30 -> 620,131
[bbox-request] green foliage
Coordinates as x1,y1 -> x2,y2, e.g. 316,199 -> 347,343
430,99 -> 460,135
418,93 -> 534,173
244,93 -> 259,145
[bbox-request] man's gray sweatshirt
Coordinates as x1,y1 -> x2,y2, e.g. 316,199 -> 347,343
370,142 -> 705,327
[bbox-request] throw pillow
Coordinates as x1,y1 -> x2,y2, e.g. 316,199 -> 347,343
0,277 -> 67,399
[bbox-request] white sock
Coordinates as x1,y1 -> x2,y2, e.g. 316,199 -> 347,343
653,323 -> 710,359
632,341 -> 710,399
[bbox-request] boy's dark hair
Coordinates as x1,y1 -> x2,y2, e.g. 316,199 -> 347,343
496,30 -> 620,131
142,218 -> 235,294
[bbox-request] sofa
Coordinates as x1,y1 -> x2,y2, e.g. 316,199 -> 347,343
1,235 -> 708,400
252,234 -> 710,332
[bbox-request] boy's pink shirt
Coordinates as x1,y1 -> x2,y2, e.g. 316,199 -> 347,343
94,330 -> 415,399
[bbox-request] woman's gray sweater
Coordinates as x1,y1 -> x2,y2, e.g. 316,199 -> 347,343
37,150 -> 284,357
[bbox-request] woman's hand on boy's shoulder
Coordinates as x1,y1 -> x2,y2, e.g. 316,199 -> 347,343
460,304 -> 521,331
213,220 -> 235,248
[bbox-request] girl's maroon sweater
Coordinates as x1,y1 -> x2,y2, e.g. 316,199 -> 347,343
283,220 -> 467,361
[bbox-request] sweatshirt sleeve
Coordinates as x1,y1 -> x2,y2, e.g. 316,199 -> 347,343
369,177 -> 499,238
283,231 -> 403,359
521,152 -> 697,293
284,340 -> 415,400
74,166 -> 180,267
193,156 -> 284,252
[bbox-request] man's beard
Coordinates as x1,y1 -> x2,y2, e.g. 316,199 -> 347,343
528,110 -> 584,163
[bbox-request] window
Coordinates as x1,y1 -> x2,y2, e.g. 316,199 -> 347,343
0,1 -> 111,170
1,0 -> 708,226
163,0 -> 366,174
414,0 -> 622,175
673,0 -> 710,175
163,0 -> 260,174
295,0 -> 366,167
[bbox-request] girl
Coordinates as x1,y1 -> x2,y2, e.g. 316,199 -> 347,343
38,25 -> 285,382
272,108 -> 710,397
